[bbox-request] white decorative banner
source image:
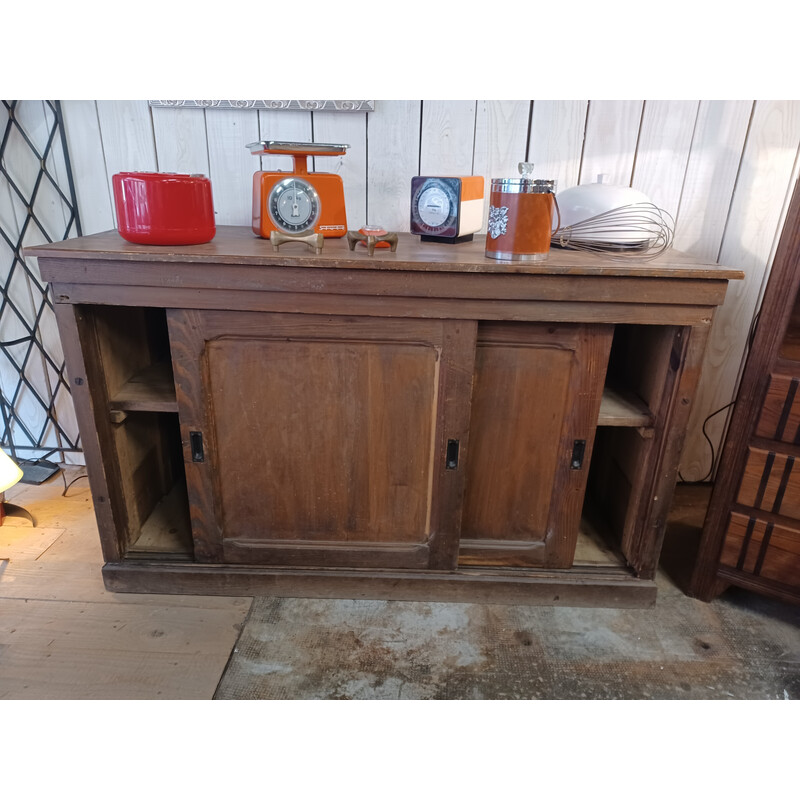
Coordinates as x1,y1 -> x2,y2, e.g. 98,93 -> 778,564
148,100 -> 375,112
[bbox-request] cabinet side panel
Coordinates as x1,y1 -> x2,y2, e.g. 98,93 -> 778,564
52,302 -> 126,561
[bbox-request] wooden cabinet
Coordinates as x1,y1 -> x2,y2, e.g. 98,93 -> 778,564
29,228 -> 741,607
691,178 -> 800,604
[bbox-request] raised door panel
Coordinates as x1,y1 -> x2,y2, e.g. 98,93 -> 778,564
167,309 -> 476,569
459,322 -> 612,568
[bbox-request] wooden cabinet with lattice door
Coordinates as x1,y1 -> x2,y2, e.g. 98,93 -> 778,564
691,177 -> 800,604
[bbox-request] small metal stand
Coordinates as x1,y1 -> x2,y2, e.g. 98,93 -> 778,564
1,501 -> 35,526
270,230 -> 324,254
346,229 -> 398,256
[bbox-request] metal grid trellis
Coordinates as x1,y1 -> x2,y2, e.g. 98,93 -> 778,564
0,100 -> 83,463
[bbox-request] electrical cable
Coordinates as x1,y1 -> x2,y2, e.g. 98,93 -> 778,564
60,469 -> 88,497
678,302 -> 761,484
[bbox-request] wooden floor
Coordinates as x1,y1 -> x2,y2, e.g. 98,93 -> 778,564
0,469 -> 251,699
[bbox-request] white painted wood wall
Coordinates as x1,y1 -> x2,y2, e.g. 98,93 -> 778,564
43,101 -> 800,479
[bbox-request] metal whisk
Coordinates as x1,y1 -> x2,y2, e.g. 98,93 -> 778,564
551,202 -> 675,261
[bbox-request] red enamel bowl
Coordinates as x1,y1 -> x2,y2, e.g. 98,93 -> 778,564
112,172 -> 216,245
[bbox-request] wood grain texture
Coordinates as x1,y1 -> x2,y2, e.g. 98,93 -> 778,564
37,218 -> 737,602
672,100 -> 753,260
473,101 -> 531,232
720,512 -> 800,590
29,226 -> 743,279
95,100 -> 157,185
691,176 -> 800,599
102,560 -> 657,608
460,323 -> 612,568
37,254 -> 733,306
632,100 -> 699,220
419,101 -> 477,176
681,100 -> 800,481
60,101 -> 116,234
754,372 -> 800,443
366,100 -> 421,231
0,596 -> 246,699
165,309 -> 222,561
54,99 -> 800,470
311,111 -> 368,231
151,106 -> 210,175
256,109 -> 312,172
167,309 -> 470,570
51,282 -> 719,328
52,304 -> 127,561
736,446 -> 800,520
623,323 -> 713,577
211,338 -> 437,544
579,101 -> 644,186
204,109 -> 260,225
528,100 -> 588,192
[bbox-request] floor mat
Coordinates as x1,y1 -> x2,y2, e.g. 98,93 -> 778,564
215,584 -> 800,700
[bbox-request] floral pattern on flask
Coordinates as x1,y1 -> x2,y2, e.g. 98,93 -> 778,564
488,205 -> 509,239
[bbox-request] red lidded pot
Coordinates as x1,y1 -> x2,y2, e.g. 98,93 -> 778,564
112,172 -> 215,245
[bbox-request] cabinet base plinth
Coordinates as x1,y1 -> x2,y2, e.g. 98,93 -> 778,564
102,562 -> 657,608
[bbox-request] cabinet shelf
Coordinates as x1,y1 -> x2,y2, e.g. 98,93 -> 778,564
598,386 -> 653,428
109,361 -> 177,413
128,482 -> 192,557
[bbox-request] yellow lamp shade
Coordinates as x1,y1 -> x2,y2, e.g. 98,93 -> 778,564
0,449 -> 23,493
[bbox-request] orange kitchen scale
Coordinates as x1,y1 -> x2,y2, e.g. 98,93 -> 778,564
247,140 -> 350,239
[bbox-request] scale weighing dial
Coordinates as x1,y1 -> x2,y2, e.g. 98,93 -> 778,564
268,177 -> 321,234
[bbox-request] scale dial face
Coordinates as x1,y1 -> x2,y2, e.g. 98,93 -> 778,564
268,177 -> 321,233
410,177 -> 460,237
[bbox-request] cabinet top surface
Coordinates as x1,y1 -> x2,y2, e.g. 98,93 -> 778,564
28,226 -> 744,281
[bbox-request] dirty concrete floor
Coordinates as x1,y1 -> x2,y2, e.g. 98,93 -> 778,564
216,486 -> 800,700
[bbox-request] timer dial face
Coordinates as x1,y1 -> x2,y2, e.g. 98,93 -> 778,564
268,177 -> 321,233
417,185 -> 452,227
410,177 -> 460,237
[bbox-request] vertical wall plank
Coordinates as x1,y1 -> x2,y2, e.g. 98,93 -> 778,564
419,101 -> 477,176
672,100 -> 753,261
579,100 -> 644,186
312,111 -> 368,230
528,100 -> 588,192
366,101 -> 421,231
632,100 -> 699,219
95,101 -> 157,185
680,100 -> 800,481
204,110 -> 260,227
151,107 -> 210,175
473,101 -> 530,232
61,101 -> 115,234
256,110 -> 313,172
